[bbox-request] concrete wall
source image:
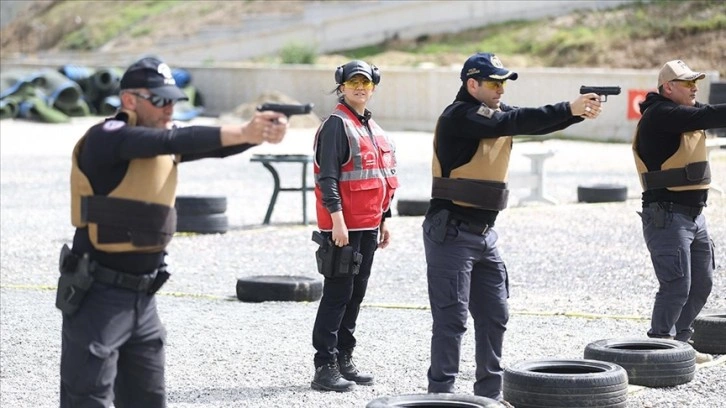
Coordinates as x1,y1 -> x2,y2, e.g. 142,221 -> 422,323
185,63 -> 720,142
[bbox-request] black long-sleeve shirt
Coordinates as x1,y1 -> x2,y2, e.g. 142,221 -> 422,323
636,92 -> 726,207
72,113 -> 256,273
430,86 -> 584,226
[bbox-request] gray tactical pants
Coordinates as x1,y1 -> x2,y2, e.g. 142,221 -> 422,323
422,216 -> 509,400
640,207 -> 714,342
60,282 -> 166,408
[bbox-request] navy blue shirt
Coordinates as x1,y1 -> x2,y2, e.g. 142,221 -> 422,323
430,85 -> 583,226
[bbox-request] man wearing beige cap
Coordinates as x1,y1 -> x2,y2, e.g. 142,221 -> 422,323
632,59 -> 726,363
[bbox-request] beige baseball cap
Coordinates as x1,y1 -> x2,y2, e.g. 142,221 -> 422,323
657,60 -> 705,87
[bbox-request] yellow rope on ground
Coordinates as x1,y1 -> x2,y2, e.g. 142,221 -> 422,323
0,284 -> 695,322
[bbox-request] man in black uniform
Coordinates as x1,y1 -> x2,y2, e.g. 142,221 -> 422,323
57,56 -> 288,408
633,59 -> 725,364
422,52 -> 602,402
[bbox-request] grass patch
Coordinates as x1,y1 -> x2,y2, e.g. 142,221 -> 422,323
50,0 -> 180,50
335,0 -> 724,68
279,42 -> 317,65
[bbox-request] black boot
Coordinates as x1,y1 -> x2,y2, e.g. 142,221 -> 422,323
338,350 -> 374,385
311,362 -> 356,392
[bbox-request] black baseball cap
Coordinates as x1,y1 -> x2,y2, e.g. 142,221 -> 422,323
119,57 -> 188,101
342,60 -> 373,82
460,53 -> 518,82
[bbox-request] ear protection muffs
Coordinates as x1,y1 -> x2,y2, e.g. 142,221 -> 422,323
335,61 -> 381,85
370,64 -> 381,85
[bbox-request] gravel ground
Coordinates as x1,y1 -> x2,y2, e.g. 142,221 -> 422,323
1,117 -> 724,408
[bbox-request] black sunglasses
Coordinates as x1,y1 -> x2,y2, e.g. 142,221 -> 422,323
128,92 -> 175,108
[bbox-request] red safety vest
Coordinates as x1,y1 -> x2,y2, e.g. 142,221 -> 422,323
314,104 -> 398,230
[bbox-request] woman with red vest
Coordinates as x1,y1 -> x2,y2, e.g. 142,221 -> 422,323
310,60 -> 398,392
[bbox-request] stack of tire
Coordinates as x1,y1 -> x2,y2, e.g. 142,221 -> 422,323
691,311 -> 726,355
175,195 -> 228,234
502,335 -> 714,407
583,338 -> 696,388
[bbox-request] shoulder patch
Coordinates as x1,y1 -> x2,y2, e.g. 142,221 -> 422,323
476,105 -> 494,119
103,120 -> 125,132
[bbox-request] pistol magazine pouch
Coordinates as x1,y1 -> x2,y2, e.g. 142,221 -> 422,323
312,232 -> 363,278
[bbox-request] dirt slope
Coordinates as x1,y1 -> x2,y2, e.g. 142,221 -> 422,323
1,0 -> 724,76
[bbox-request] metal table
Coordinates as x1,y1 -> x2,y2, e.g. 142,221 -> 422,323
250,154 -> 314,224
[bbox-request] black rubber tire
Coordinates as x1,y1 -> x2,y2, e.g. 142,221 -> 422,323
583,338 -> 695,387
503,359 -> 628,408
366,393 -> 503,407
235,275 -> 323,302
397,199 -> 429,216
176,213 -> 229,234
175,195 -> 227,216
577,184 -> 628,203
691,311 -> 726,354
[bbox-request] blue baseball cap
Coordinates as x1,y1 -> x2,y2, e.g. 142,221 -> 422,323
460,53 -> 518,82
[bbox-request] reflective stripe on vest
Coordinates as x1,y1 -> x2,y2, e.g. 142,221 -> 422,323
314,104 -> 398,230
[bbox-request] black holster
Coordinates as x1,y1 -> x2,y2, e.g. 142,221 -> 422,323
312,231 -> 363,278
148,265 -> 170,295
56,244 -> 94,316
427,209 -> 451,244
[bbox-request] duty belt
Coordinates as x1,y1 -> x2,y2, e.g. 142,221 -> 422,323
449,217 -> 490,235
647,202 -> 703,217
93,263 -> 158,292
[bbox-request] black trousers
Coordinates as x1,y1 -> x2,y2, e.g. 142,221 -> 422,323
60,282 -> 166,408
312,229 -> 378,367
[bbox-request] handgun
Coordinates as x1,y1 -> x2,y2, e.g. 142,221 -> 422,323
312,230 -> 332,247
257,102 -> 314,117
579,86 -> 621,102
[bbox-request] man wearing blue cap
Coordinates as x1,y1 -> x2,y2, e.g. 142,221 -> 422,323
57,56 -> 288,407
422,52 -> 602,402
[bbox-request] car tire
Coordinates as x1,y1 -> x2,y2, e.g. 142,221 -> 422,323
176,213 -> 229,234
583,338 -> 695,387
235,275 -> 323,302
397,199 -> 429,216
175,195 -> 227,216
691,311 -> 726,354
577,183 -> 628,203
366,393 -> 504,407
503,359 -> 628,408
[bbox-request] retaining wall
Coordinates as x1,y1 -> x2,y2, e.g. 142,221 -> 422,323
184,63 -> 720,142
3,61 -> 718,142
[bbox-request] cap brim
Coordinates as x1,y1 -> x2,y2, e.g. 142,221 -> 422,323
344,69 -> 373,81
677,72 -> 706,82
488,69 -> 518,81
149,85 -> 189,101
